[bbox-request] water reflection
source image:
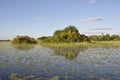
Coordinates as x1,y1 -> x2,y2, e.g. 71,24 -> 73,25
12,44 -> 35,51
49,46 -> 87,60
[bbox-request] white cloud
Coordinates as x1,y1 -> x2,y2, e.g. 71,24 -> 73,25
88,0 -> 96,4
90,17 -> 104,22
79,17 -> 104,22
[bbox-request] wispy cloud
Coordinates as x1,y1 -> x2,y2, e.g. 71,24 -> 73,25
89,27 -> 113,30
83,32 -> 104,34
79,17 -> 104,22
90,17 -> 104,22
88,0 -> 96,4
36,17 -> 46,21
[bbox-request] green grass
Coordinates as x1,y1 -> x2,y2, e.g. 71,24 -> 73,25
1,40 -> 120,47
91,41 -> 120,47
38,41 -> 120,47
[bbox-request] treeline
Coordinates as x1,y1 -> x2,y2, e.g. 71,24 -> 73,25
0,40 -> 10,42
11,25 -> 120,44
90,34 -> 120,41
38,25 -> 120,43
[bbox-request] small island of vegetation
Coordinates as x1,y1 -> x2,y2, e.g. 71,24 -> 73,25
11,36 -> 37,50
11,35 -> 37,44
37,25 -> 120,47
10,25 -> 120,47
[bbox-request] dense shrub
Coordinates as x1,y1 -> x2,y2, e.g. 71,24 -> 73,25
11,35 -> 37,44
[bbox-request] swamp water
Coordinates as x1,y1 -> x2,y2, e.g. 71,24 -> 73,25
0,42 -> 120,80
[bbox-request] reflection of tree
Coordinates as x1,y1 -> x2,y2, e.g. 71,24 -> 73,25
12,44 -> 35,51
50,46 -> 87,60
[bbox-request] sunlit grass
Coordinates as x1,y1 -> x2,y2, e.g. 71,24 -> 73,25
1,40 -> 120,47
38,41 -> 120,47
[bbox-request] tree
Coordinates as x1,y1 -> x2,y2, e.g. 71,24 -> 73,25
111,35 -> 120,40
90,35 -> 99,41
102,34 -> 111,41
53,26 -> 79,43
53,30 -> 62,43
79,34 -> 86,42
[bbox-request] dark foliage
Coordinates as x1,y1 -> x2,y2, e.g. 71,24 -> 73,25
11,35 -> 37,44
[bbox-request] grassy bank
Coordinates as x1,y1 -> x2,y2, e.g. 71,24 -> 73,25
0,40 -> 120,47
38,41 -> 120,47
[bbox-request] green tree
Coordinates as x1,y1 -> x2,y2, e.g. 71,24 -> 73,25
79,34 -> 86,42
61,25 -> 80,42
90,35 -> 99,41
111,35 -> 120,40
102,34 -> 111,41
38,36 -> 52,43
53,30 -> 62,43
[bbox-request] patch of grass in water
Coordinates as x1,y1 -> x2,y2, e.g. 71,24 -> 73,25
9,74 -> 60,80
39,41 -> 120,47
11,44 -> 35,50
51,76 -> 59,80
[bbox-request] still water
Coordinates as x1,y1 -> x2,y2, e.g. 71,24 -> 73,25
0,42 -> 120,80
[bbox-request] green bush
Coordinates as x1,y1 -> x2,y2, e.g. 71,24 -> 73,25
11,35 -> 37,44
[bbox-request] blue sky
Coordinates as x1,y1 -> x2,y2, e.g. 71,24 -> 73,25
0,0 -> 120,39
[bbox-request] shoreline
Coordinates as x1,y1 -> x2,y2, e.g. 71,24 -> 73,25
0,41 -> 120,47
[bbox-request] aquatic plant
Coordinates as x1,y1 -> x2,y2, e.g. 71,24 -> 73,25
9,74 -> 59,80
9,74 -> 42,80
